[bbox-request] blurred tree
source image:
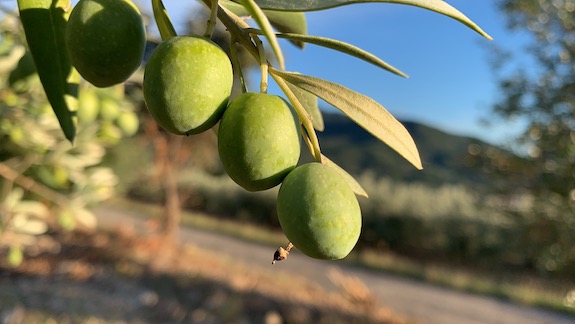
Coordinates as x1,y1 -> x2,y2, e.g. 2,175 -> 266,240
487,0 -> 575,276
0,14 -> 137,266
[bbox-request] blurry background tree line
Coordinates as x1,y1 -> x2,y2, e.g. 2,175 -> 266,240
476,0 -> 575,275
0,0 -> 574,281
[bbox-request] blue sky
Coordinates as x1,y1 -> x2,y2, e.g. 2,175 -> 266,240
142,1 -> 531,145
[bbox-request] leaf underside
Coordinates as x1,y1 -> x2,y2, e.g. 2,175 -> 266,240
271,68 -> 423,170
286,81 -> 324,131
231,0 -> 492,40
321,154 -> 368,197
250,30 -> 407,77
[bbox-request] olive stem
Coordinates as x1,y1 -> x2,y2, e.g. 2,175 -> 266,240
260,63 -> 269,94
230,11 -> 269,93
300,125 -> 321,162
270,71 -> 322,162
204,0 -> 317,155
229,38 -> 247,93
204,0 -> 219,38
207,1 -> 275,94
253,36 -> 268,93
207,2 -> 259,61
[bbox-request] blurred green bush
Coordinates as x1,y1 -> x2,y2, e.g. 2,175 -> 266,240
126,163 -> 573,278
0,16 -> 138,266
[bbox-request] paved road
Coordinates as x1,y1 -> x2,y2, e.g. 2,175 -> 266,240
95,206 -> 575,324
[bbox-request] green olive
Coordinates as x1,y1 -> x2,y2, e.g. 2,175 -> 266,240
66,0 -> 146,87
277,163 -> 361,260
218,92 -> 300,191
143,36 -> 233,135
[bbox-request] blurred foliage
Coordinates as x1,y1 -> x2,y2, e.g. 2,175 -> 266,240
128,163 -> 569,275
481,0 -> 575,277
0,16 -> 138,265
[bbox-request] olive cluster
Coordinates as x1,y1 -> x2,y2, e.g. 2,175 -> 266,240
65,0 -> 361,260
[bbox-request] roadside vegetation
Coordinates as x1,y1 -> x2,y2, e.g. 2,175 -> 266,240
105,135 -> 575,316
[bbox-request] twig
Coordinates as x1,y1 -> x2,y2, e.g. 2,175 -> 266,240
204,0 -> 219,38
0,162 -> 69,206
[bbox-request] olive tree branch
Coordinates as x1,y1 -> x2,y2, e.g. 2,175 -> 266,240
0,162 -> 69,207
204,0 -> 219,38
229,37 -> 247,93
253,35 -> 268,93
199,0 -> 259,62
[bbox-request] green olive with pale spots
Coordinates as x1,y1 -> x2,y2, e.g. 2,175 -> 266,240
66,0 -> 145,87
217,92 -> 300,191
144,36 -> 233,135
277,163 -> 361,260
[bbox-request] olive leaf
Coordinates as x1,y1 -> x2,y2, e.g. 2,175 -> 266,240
270,68 -> 423,170
250,29 -> 407,77
18,0 -> 77,142
321,154 -> 368,197
239,0 -> 285,69
286,81 -> 323,131
231,0 -> 492,40
152,0 -> 177,40
220,0 -> 307,48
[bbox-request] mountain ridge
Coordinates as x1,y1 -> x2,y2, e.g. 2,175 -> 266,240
306,112 -> 494,186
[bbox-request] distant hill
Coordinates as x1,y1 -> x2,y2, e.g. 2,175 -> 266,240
304,112 -> 495,186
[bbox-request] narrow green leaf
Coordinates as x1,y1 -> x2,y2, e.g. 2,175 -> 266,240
286,81 -> 324,131
152,0 -> 177,41
262,13 -> 307,48
232,0 -> 492,40
270,68 -> 423,170
18,0 -> 77,142
221,0 -> 307,48
321,154 -> 368,197
240,0 -> 285,69
251,30 -> 407,77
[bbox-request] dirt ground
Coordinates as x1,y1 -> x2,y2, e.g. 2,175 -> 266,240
0,226 -> 411,323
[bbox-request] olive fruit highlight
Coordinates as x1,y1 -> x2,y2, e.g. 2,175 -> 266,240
218,93 -> 300,191
144,36 -> 233,135
277,163 -> 361,260
66,0 -> 146,87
